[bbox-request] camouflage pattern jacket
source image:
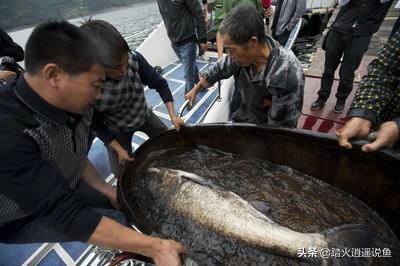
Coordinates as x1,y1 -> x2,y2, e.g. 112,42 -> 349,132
202,36 -> 304,127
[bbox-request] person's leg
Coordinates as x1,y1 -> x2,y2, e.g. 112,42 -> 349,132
171,42 -> 183,62
178,42 -> 199,93
171,41 -> 199,93
105,132 -> 133,178
216,31 -> 224,59
312,30 -> 346,109
138,110 -> 167,138
276,30 -> 291,46
335,34 -> 372,110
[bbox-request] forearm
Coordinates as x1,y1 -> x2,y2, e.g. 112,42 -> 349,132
81,159 -> 113,196
136,51 -> 174,103
165,101 -> 178,118
216,32 -> 224,59
88,216 -> 160,257
202,56 -> 236,84
109,139 -> 126,155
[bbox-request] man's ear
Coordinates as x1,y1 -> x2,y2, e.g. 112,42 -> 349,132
42,63 -> 62,88
248,36 -> 258,49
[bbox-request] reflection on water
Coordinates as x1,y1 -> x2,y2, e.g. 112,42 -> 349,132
89,1 -> 161,49
133,145 -> 399,266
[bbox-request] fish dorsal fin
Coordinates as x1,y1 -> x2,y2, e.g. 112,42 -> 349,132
249,200 -> 271,214
179,171 -> 219,189
249,200 -> 274,223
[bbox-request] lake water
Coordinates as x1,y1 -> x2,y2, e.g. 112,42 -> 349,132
9,1 -> 161,53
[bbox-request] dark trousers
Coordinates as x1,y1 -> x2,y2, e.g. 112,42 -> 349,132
106,110 -> 167,177
6,181 -> 128,243
318,30 -> 372,101
274,30 -> 291,47
390,15 -> 400,39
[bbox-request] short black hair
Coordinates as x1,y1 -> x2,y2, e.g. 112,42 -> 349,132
80,19 -> 129,67
25,21 -> 102,75
220,4 -> 266,46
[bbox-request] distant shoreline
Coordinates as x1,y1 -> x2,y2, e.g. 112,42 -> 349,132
6,0 -> 152,33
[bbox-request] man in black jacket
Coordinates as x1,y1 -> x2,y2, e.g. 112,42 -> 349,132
156,0 -> 207,94
0,21 -> 185,265
0,28 -> 24,62
311,0 -> 393,114
0,28 -> 24,84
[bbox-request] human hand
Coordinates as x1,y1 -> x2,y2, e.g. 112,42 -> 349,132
184,88 -> 198,108
263,6 -> 273,18
171,115 -> 185,130
0,70 -> 17,81
151,239 -> 186,266
361,121 -> 399,152
199,43 -> 207,54
185,77 -> 210,107
109,140 -> 134,165
336,117 -> 372,149
116,147 -> 135,165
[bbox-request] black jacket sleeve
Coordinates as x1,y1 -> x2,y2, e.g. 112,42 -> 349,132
0,29 -> 24,61
90,107 -> 116,145
0,131 -> 102,241
135,52 -> 173,103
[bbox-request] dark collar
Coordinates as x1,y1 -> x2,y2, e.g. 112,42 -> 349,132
13,76 -> 74,126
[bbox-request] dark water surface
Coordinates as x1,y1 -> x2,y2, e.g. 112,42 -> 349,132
132,145 -> 399,265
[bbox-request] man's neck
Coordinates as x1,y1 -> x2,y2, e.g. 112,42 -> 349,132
24,73 -> 60,110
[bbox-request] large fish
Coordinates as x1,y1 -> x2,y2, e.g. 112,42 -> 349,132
145,167 -> 373,263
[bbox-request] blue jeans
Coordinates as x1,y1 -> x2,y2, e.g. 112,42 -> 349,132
171,41 -> 199,93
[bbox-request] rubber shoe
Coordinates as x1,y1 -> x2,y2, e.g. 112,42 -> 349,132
333,100 -> 345,114
311,98 -> 326,110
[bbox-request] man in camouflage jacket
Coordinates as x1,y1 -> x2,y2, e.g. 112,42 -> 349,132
185,5 -> 304,127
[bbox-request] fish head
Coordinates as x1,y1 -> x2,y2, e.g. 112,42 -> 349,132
146,167 -> 182,194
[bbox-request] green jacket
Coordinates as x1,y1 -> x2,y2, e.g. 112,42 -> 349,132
214,0 -> 262,31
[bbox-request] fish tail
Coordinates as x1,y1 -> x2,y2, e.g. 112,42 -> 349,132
324,224 -> 375,265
